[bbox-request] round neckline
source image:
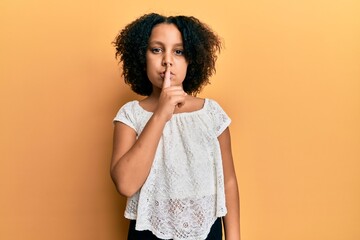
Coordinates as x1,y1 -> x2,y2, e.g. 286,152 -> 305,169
135,98 -> 208,116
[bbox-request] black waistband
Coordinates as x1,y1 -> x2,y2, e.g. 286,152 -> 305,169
127,218 -> 222,240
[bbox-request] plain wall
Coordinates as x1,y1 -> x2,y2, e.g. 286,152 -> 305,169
1,0 -> 359,239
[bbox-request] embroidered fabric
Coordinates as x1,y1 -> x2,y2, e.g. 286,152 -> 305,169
113,98 -> 231,240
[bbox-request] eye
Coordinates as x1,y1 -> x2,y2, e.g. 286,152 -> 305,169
150,47 -> 162,54
174,49 -> 184,55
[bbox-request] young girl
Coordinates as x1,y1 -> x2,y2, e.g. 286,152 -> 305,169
111,13 -> 240,240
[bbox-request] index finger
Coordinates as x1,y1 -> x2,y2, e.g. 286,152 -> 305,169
162,64 -> 171,89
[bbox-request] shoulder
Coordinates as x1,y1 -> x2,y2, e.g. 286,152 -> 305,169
204,98 -> 226,112
114,100 -> 139,120
117,100 -> 139,113
203,98 -> 231,136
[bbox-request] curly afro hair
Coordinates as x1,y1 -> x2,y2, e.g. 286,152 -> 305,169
113,13 -> 222,96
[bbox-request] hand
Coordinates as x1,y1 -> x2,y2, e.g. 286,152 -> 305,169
154,65 -> 186,121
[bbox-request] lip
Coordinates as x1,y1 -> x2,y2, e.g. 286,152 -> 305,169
160,72 -> 174,79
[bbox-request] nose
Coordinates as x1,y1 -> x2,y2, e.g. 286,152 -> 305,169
162,52 -> 173,67
162,61 -> 172,67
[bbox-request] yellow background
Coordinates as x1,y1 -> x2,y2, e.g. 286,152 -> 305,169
1,0 -> 359,239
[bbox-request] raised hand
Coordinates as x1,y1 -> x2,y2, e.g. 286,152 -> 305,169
155,64 -> 186,121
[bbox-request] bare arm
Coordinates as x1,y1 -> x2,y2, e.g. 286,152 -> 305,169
110,114 -> 167,197
110,66 -> 186,197
219,127 -> 241,240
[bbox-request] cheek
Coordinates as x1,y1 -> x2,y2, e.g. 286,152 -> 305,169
146,56 -> 160,69
145,59 -> 154,72
145,60 -> 160,81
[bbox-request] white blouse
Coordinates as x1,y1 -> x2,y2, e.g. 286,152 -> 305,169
114,98 -> 231,240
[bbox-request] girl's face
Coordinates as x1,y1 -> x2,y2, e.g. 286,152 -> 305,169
146,23 -> 188,92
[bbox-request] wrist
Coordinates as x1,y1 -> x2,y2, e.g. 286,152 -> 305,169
151,111 -> 170,124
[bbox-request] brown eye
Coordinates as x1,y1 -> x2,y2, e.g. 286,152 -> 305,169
175,49 -> 184,55
151,48 -> 162,53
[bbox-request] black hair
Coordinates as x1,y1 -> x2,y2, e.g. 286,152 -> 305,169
113,13 -> 222,96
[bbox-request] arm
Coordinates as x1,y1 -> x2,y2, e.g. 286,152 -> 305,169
110,66 -> 186,197
110,114 -> 167,197
218,127 -> 241,240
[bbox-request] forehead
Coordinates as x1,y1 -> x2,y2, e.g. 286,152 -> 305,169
149,23 -> 183,43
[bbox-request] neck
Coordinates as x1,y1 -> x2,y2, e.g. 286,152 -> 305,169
149,87 -> 161,99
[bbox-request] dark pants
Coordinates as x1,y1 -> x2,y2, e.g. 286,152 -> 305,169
127,218 -> 222,240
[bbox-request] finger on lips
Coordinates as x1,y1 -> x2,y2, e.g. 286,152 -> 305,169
162,63 -> 171,89
161,63 -> 186,108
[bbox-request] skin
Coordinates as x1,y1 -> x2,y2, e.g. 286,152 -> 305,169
111,23 -> 240,240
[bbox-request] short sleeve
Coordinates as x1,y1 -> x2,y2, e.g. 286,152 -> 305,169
206,99 -> 231,136
113,101 -> 137,132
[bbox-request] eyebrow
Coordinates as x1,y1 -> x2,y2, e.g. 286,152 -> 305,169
148,41 -> 183,47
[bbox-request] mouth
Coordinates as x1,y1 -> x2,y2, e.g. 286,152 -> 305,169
160,72 -> 174,79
